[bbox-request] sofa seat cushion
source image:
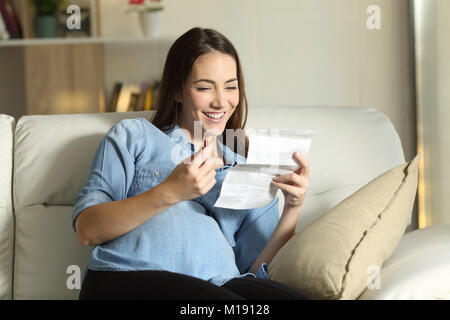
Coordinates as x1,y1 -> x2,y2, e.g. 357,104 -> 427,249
358,223 -> 450,300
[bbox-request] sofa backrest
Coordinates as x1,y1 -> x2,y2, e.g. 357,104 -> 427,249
245,106 -> 406,231
8,106 -> 405,299
0,115 -> 14,299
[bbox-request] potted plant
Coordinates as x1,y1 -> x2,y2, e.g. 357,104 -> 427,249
30,0 -> 63,38
126,0 -> 164,37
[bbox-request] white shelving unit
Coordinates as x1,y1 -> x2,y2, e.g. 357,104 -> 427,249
0,34 -> 173,118
0,0 -> 173,118
0,36 -> 171,47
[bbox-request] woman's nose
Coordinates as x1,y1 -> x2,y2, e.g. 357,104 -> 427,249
211,89 -> 228,108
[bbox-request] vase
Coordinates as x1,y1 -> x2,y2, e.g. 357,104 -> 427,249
139,11 -> 162,37
34,15 -> 58,38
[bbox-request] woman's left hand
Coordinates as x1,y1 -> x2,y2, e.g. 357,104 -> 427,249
271,152 -> 310,210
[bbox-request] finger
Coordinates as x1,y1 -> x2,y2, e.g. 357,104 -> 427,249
191,139 -> 216,165
200,176 -> 217,195
195,169 -> 216,191
203,132 -> 218,146
293,152 -> 309,176
199,157 -> 224,175
272,181 -> 307,198
272,180 -> 306,197
198,166 -> 217,186
273,172 -> 307,187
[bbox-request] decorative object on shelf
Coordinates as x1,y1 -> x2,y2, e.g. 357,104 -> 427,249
29,0 -> 63,38
126,0 -> 163,37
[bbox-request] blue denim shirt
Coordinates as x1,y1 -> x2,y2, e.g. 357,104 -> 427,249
72,118 -> 279,287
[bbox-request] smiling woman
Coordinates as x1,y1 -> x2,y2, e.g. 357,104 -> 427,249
152,27 -> 249,158
74,27 -> 307,300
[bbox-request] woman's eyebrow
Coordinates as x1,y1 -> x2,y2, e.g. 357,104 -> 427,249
193,77 -> 238,84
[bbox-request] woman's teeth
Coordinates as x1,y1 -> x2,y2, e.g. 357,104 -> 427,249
203,112 -> 225,119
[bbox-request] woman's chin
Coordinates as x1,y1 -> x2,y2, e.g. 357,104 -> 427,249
201,121 -> 225,136
203,127 -> 223,137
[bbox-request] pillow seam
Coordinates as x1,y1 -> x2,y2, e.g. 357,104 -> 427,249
337,162 -> 412,299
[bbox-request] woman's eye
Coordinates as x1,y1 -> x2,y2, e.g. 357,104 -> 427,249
196,86 -> 237,91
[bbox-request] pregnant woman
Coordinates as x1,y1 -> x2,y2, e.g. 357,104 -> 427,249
73,27 -> 309,300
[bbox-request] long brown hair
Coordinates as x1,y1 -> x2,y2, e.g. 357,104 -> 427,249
152,27 -> 249,157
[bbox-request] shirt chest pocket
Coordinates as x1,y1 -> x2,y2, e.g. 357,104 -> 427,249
129,165 -> 173,196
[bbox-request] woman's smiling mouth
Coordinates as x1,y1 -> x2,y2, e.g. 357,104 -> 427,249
202,112 -> 226,122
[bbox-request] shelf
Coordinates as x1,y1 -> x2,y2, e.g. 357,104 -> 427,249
0,36 -> 173,47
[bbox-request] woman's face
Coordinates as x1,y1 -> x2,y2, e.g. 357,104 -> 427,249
179,51 -> 239,140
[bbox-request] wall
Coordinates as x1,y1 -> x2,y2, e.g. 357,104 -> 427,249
414,0 -> 450,227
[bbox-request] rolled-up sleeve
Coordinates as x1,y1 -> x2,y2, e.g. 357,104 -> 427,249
71,119 -> 145,232
233,197 -> 280,274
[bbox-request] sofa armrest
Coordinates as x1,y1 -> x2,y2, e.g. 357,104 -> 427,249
0,114 -> 15,300
358,224 -> 450,300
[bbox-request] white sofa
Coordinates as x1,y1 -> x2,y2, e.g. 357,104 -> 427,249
0,106 -> 449,300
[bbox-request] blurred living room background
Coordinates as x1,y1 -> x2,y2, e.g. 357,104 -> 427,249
0,0 -> 448,232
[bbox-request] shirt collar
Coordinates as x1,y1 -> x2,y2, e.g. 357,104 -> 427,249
165,124 -> 192,146
165,124 -> 246,166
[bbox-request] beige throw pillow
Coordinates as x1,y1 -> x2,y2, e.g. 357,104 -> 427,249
268,154 -> 420,300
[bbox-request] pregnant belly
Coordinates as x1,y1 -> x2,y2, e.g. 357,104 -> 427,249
93,201 -> 239,278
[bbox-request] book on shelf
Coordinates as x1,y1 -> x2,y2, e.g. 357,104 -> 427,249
142,81 -> 160,111
135,82 -> 148,111
129,92 -> 140,111
110,81 -> 160,113
0,0 -> 22,39
115,83 -> 141,113
144,83 -> 153,111
109,82 -> 123,112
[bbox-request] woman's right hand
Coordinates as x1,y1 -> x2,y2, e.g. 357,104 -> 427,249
161,137 -> 224,203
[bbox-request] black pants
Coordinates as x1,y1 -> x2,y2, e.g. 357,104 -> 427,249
79,269 -> 307,300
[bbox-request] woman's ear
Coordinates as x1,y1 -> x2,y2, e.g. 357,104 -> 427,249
174,93 -> 182,103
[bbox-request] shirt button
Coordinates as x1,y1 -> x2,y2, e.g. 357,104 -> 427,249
154,171 -> 160,176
